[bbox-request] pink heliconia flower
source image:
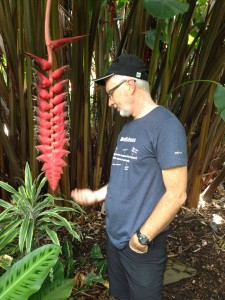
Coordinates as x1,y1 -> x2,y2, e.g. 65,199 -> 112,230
26,0 -> 88,191
29,62 -> 70,190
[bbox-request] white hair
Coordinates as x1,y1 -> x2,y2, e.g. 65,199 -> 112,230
112,75 -> 150,93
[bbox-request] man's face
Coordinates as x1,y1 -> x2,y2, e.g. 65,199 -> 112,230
106,78 -> 134,117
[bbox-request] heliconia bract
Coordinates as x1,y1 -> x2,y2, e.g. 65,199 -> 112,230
51,65 -> 69,80
26,52 -> 52,71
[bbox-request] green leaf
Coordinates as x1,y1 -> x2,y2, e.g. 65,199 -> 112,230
24,162 -> 33,199
41,207 -> 77,214
26,219 -> 35,254
0,228 -> 19,251
28,279 -> 74,300
33,197 -> 53,218
19,214 -> 30,253
143,0 -> 189,19
34,176 -> 47,201
44,227 -> 60,246
39,212 -> 80,241
0,219 -> 22,239
0,207 -> 17,221
0,199 -> 14,209
37,217 -> 63,227
0,182 -> 18,195
214,84 -> 225,121
90,244 -> 103,260
0,244 -> 61,300
85,273 -> 105,285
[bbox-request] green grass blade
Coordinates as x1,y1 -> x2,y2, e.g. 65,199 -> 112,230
0,244 -> 61,300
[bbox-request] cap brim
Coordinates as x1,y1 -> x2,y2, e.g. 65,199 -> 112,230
93,73 -> 114,86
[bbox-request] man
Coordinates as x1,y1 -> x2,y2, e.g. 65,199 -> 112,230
71,54 -> 187,300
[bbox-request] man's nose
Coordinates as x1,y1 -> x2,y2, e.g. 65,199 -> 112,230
108,98 -> 114,107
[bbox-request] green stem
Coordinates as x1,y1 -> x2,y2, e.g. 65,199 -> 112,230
171,79 -> 219,94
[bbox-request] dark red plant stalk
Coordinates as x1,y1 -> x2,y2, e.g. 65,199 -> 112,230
109,0 -> 116,27
143,45 -> 151,64
26,0 -> 87,191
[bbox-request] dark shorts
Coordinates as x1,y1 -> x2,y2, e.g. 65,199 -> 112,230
106,230 -> 168,300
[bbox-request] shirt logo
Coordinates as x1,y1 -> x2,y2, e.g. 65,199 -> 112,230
120,137 -> 136,142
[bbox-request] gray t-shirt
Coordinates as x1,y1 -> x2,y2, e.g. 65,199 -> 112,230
105,106 -> 187,249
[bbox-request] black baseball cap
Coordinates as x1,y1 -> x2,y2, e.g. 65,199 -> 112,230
94,54 -> 149,86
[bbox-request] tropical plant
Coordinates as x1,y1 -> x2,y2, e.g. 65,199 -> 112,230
0,244 -> 73,300
0,162 -> 84,255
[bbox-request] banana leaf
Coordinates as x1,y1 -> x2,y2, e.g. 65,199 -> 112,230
143,0 -> 189,19
214,84 -> 225,121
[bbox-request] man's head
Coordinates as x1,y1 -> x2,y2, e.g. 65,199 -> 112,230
94,54 -> 149,86
94,54 -> 151,118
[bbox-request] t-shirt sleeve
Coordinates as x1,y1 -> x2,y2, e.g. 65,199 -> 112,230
156,117 -> 187,169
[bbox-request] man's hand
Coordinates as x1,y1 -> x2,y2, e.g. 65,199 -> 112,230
71,188 -> 98,206
129,233 -> 148,254
71,185 -> 108,206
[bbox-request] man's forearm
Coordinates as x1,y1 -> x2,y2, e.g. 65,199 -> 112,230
140,190 -> 186,241
94,184 -> 108,202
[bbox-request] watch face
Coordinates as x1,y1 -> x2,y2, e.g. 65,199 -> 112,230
138,231 -> 149,245
140,237 -> 148,245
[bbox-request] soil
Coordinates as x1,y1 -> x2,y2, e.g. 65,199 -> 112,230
71,193 -> 225,300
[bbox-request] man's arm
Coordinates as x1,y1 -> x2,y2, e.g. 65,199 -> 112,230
71,184 -> 108,206
129,165 -> 187,253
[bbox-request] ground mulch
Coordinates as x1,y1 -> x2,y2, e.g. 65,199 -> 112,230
71,193 -> 225,300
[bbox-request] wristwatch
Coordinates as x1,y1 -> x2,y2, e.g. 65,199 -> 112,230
136,229 -> 153,245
